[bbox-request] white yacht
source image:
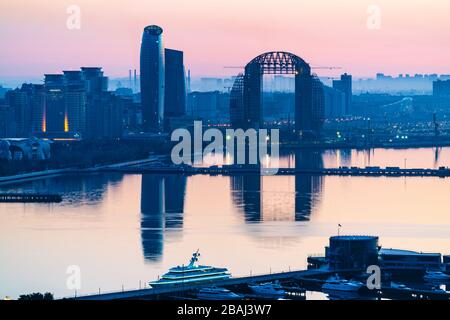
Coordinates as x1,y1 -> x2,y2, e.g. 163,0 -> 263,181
431,286 -> 446,293
322,276 -> 364,292
326,290 -> 362,300
390,282 -> 411,290
149,250 -> 231,287
249,281 -> 285,297
196,287 -> 243,300
424,271 -> 450,281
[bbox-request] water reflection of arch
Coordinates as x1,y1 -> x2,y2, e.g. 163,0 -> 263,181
140,174 -> 186,261
231,174 -> 261,222
230,150 -> 323,222
294,150 -> 323,221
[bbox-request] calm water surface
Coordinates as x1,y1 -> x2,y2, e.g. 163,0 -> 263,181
0,147 -> 450,298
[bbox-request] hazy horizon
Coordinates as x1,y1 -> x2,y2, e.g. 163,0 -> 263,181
1,0 -> 450,83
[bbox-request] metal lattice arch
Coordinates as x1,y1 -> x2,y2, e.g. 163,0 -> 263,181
230,51 -> 324,137
247,51 -> 311,75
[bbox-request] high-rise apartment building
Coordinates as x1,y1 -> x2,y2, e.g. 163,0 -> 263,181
5,88 -> 30,137
433,79 -> 450,97
332,73 -> 352,115
63,71 -> 87,136
44,74 -> 66,134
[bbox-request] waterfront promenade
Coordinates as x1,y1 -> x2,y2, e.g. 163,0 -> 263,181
103,165 -> 450,178
0,156 -> 165,186
1,162 -> 449,188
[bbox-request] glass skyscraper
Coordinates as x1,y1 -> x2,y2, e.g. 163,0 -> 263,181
140,25 -> 165,132
164,48 -> 186,118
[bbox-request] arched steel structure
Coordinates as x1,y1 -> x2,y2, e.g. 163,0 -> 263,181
229,73 -> 245,127
246,51 -> 310,75
230,51 -> 324,136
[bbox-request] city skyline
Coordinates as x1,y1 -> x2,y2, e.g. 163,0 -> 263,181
3,0 -> 450,304
1,0 -> 450,83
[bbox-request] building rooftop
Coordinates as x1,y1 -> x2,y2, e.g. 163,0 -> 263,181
80,67 -> 102,71
144,25 -> 163,36
379,248 -> 441,257
330,235 -> 378,241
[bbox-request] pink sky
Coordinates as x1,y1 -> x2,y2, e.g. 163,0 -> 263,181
1,0 -> 450,80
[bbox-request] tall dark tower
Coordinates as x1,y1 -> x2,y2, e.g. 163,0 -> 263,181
164,48 -> 186,118
140,25 -> 165,132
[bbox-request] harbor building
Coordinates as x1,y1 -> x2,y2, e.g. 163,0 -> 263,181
309,235 -> 446,276
378,248 -> 442,272
443,256 -> 450,273
326,235 -> 379,270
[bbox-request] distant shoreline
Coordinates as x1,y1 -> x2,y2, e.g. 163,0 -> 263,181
281,140 -> 450,150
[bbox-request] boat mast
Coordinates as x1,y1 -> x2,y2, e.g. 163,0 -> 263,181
189,249 -> 200,267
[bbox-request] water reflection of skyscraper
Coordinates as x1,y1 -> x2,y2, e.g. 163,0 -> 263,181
230,150 -> 323,222
164,175 -> 186,229
140,174 -> 186,261
339,149 -> 352,167
434,147 -> 441,168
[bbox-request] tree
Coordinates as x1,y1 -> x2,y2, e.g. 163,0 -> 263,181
18,292 -> 54,300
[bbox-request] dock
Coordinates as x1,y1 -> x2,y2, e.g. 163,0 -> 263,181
100,165 -> 450,178
69,268 -> 450,300
71,269 -> 329,300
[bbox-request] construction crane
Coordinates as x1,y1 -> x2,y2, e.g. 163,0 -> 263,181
320,76 -> 339,80
311,66 -> 342,70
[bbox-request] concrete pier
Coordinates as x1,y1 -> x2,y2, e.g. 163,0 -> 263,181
101,165 -> 450,178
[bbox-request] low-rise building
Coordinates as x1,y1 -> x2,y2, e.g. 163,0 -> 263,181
0,138 -> 51,160
379,248 -> 442,272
